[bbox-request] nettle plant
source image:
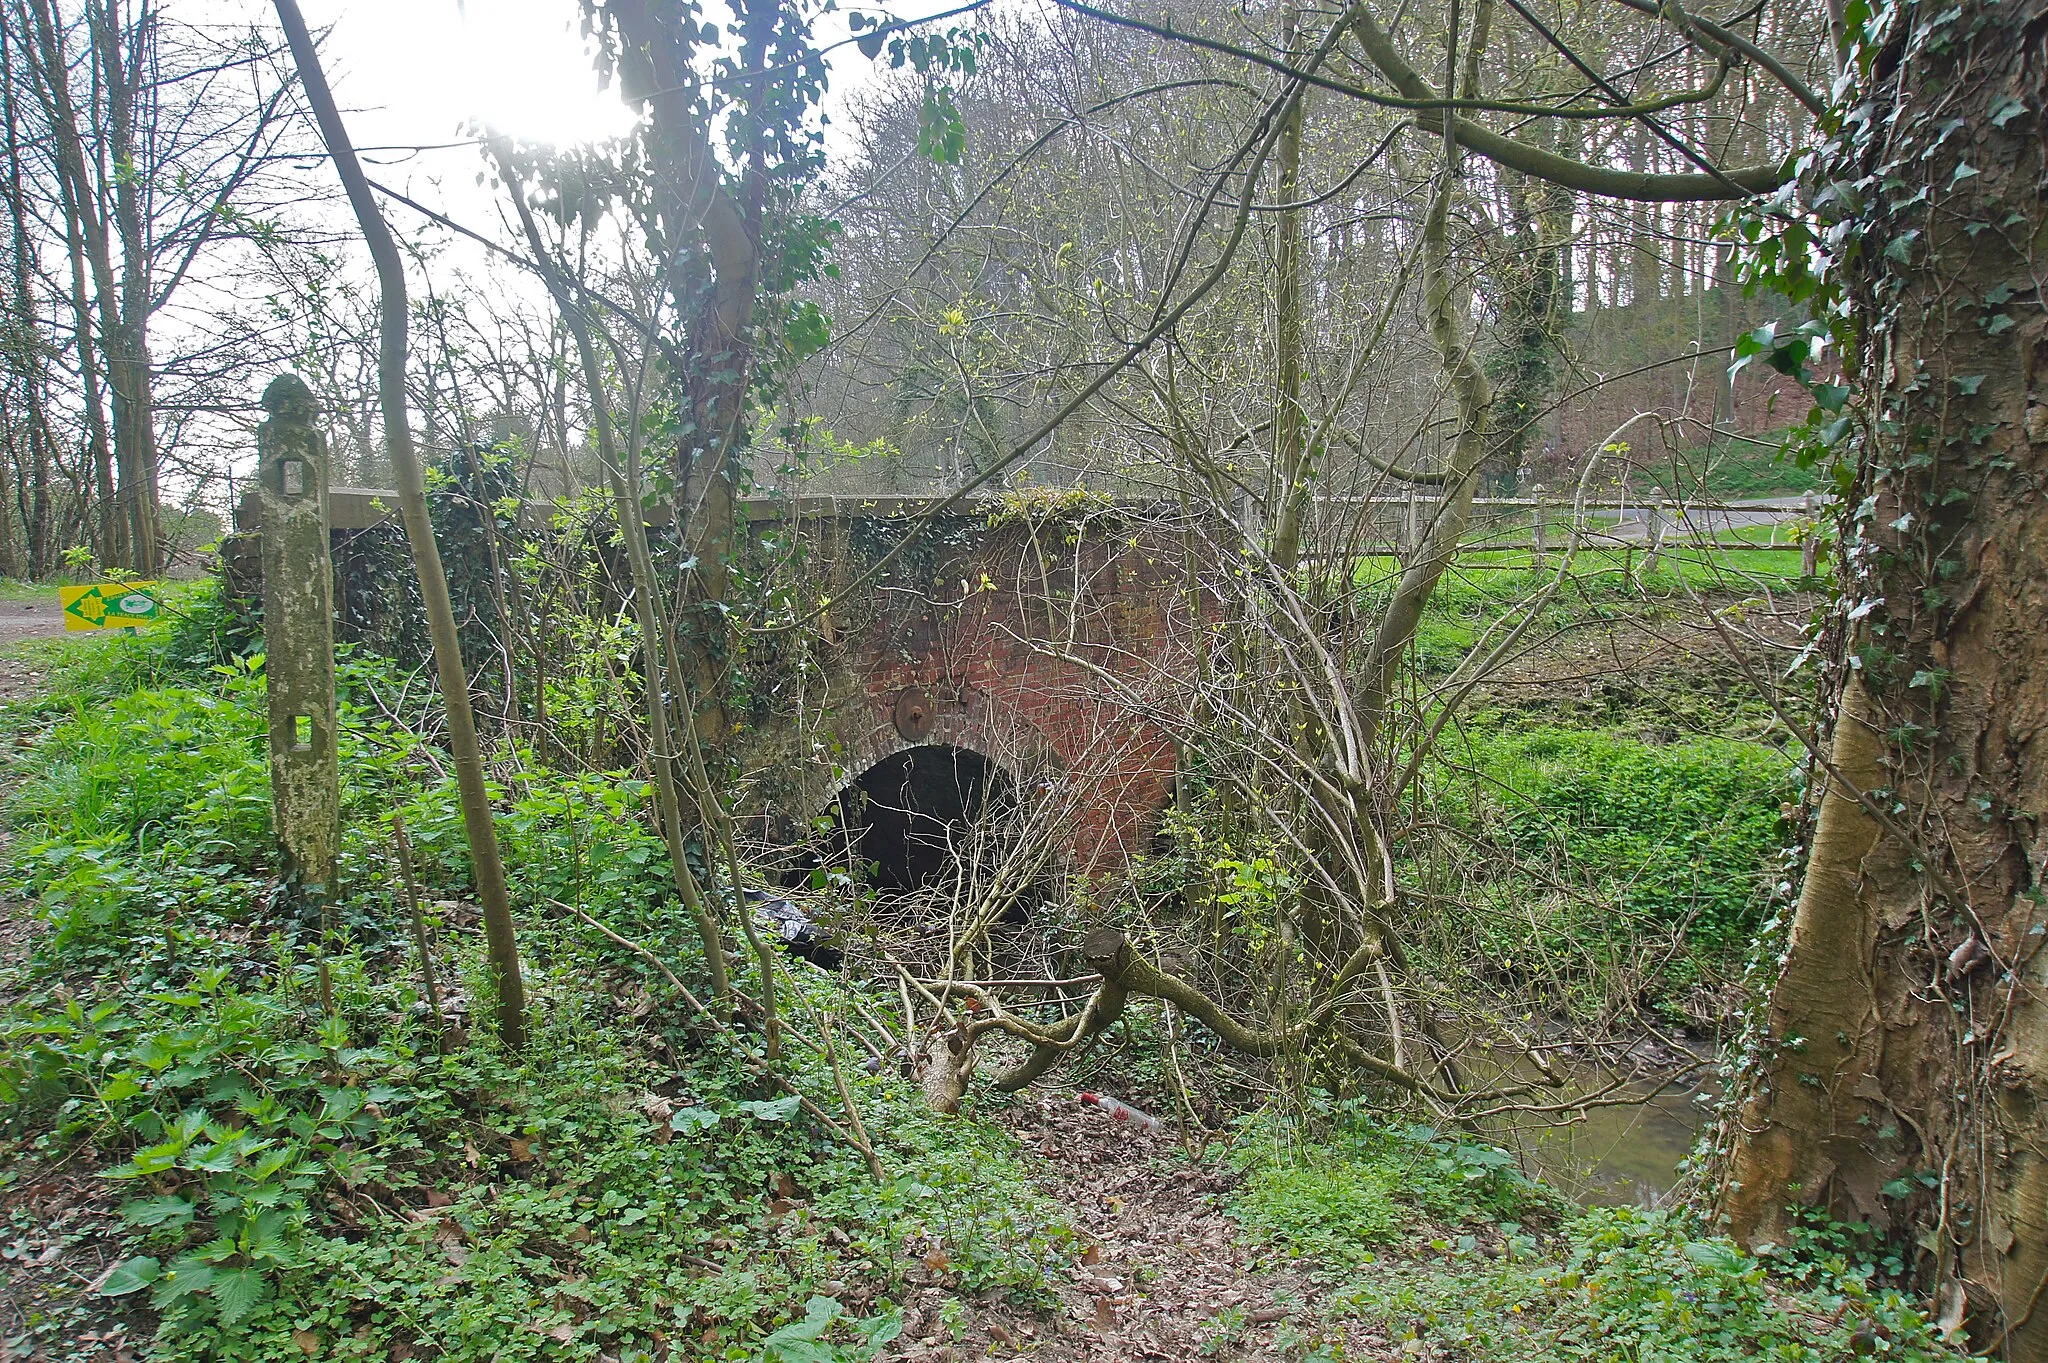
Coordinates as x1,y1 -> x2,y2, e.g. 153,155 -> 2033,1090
70,978 -> 430,1328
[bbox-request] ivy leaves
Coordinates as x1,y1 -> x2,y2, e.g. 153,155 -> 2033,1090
1728,319 -> 1854,475
847,11 -> 988,165
916,85 -> 967,164
1730,319 -> 1831,386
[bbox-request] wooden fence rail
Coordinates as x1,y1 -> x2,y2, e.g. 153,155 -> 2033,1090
1305,490 -> 1822,569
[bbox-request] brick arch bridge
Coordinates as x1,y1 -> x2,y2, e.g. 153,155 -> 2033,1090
233,488 -> 1210,888
734,497 -> 1209,887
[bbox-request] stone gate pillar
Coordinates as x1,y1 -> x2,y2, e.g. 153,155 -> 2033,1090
256,375 -> 339,902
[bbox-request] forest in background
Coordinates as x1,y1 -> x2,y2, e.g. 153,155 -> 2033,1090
0,0 -> 1820,569
2,0 -> 2045,1359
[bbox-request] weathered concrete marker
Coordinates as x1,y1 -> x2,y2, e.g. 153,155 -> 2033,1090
256,374 -> 339,901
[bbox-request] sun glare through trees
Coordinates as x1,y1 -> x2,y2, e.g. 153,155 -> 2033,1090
0,0 -> 2040,1358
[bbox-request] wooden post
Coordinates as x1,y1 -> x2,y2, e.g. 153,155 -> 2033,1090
1530,484 -> 1547,568
1800,492 -> 1820,578
256,375 -> 339,906
1643,493 -> 1667,574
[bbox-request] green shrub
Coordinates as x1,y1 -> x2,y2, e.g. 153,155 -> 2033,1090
1411,725 -> 1793,1017
157,575 -> 261,671
1230,1118 -> 1554,1268
6,956 -> 1064,1360
1235,1157 -> 1404,1263
1486,728 -> 1791,947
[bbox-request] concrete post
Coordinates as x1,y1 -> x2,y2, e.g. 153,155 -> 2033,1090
256,375 -> 340,902
1530,485 -> 1547,568
1403,487 -> 1419,554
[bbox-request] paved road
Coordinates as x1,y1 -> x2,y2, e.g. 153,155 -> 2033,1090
1578,495 -> 1813,542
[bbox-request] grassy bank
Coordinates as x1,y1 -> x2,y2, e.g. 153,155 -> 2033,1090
0,597 -> 1948,1363
0,621 -> 1066,1361
1223,1111 -> 1944,1361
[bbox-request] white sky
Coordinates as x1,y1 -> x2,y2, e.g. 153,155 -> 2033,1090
303,0 -> 636,158
187,0 -> 961,503
298,0 -> 956,208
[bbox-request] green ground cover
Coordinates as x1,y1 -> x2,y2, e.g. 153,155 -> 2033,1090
1226,1111 -> 1946,1362
1412,723 -> 1795,1020
0,583 -> 1948,1363
0,610 -> 1066,1361
1370,551 -> 1811,1020
1338,548 -> 1813,680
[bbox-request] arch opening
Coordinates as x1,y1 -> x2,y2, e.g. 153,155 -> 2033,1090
829,744 -> 1013,892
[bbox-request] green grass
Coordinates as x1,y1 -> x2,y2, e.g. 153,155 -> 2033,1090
1313,1204 -> 1948,1361
1381,544 -> 1815,745
0,623 -> 1070,1362
0,571 -> 214,606
1230,1118 -> 1556,1268
1383,546 -> 1811,604
1408,723 -> 1795,1020
1338,545 -> 1816,682
1223,1115 -> 1948,1362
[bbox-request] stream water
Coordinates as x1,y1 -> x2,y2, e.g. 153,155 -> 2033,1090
1468,1043 -> 1721,1206
1506,1079 -> 1716,1206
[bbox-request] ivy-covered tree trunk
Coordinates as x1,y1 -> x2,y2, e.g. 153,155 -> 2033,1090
1719,3 -> 2048,1353
605,0 -> 773,754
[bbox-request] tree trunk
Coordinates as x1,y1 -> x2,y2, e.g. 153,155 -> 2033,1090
58,207 -> 118,568
272,0 -> 528,1049
25,0 -> 128,570
1266,0 -> 1309,574
1719,4 -> 2048,1352
607,0 -> 764,754
1357,166 -> 1492,749
1,21 -> 40,579
95,0 -> 161,574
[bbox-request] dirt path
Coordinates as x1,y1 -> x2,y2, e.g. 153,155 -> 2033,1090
0,636 -> 150,1363
901,1098 -> 1392,1363
0,600 -> 69,643
0,604 -> 64,709
0,642 -> 55,992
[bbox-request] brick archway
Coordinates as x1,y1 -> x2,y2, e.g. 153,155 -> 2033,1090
824,685 -> 1062,811
733,501 -> 1213,886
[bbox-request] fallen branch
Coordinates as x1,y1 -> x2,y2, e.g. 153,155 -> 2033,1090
1083,929 -> 1373,1061
985,977 -> 1131,1092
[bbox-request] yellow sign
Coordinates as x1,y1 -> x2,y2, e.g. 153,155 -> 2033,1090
60,581 -> 162,631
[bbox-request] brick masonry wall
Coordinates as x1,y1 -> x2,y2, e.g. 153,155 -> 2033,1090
738,506 -> 1213,886
230,489 -> 1213,887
